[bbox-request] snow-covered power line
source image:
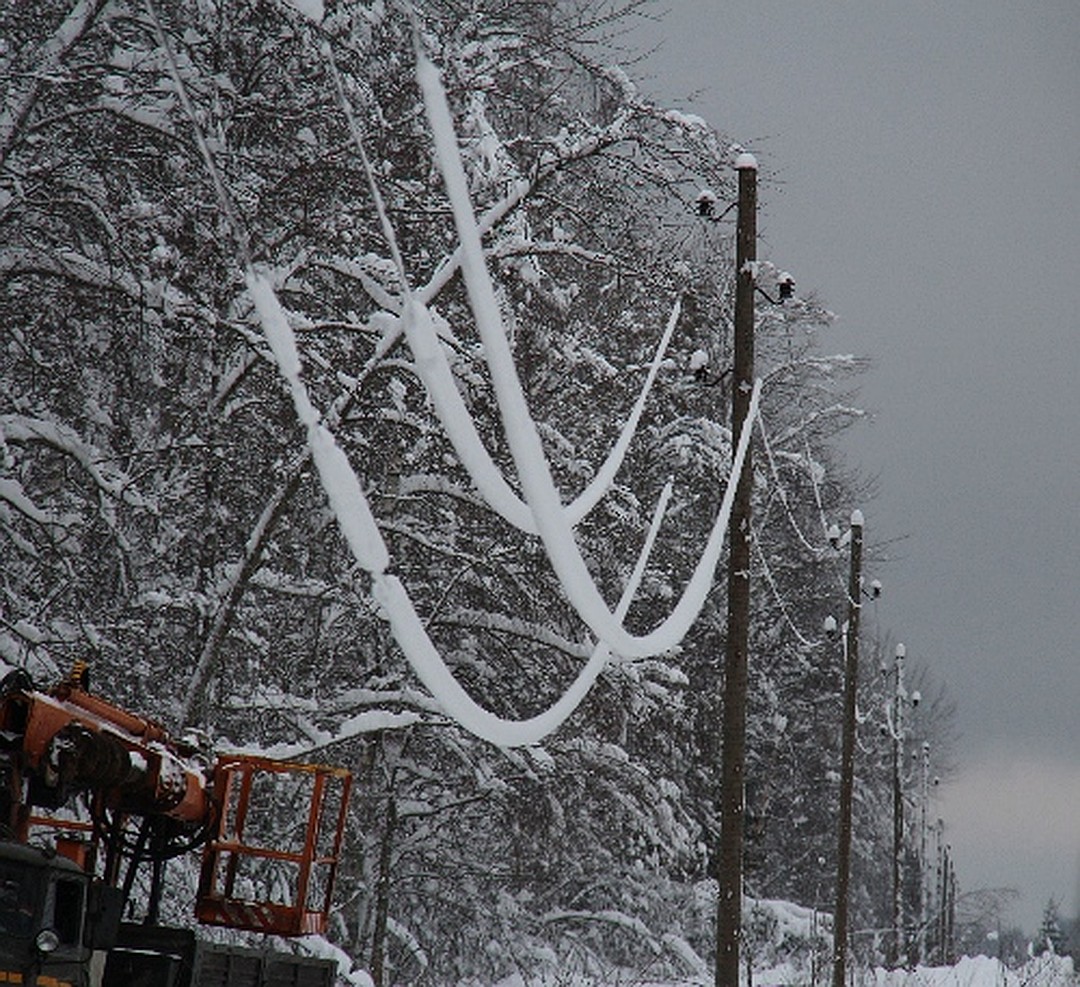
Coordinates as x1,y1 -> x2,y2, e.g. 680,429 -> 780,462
205,41 -> 760,744
417,51 -> 761,660
157,4 -> 758,739
399,294 -> 680,534
321,37 -> 681,538
250,268 -> 680,745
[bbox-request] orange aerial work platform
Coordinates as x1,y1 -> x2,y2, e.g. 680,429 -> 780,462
196,754 -> 352,936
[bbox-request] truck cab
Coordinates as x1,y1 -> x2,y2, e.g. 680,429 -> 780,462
0,840 -> 116,987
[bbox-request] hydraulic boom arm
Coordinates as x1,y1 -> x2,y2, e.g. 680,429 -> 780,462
0,664 -> 351,937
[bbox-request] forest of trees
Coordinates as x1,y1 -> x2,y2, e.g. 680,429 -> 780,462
1,1 -> 960,981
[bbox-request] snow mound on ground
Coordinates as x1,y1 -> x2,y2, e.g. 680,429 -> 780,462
745,896 -> 832,985
868,952 -> 1076,987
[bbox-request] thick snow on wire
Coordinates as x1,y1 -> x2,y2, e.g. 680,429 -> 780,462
400,294 -> 681,534
247,52 -> 762,746
249,262 -> 678,746
417,52 -> 761,659
247,271 -> 389,575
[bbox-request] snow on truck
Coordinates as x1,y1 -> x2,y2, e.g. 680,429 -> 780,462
0,664 -> 352,986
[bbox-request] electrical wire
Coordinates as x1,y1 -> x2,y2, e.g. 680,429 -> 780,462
756,410 -> 824,556
153,11 -> 758,743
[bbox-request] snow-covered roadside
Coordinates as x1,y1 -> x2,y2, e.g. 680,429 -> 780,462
474,953 -> 1077,987
860,953 -> 1076,987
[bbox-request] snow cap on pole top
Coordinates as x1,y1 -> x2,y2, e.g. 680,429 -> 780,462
850,509 -> 864,527
734,151 -> 758,171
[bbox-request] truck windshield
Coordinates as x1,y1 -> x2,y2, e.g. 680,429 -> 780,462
0,860 -> 36,938
47,875 -> 86,947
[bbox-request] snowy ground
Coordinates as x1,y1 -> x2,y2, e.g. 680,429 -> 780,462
322,952 -> 1076,987
859,954 -> 1076,987
481,954 -> 1077,987
309,895 -> 1078,987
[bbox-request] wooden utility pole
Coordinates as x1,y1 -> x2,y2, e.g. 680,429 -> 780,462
716,151 -> 757,987
945,857 -> 957,963
832,510 -> 864,987
918,740 -> 931,964
938,844 -> 950,964
891,643 -> 907,967
933,819 -> 944,963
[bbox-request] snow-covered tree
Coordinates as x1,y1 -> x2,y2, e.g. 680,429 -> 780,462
1040,899 -> 1065,955
0,0 -> 942,980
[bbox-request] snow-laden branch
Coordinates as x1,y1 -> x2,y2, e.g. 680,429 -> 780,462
542,907 -> 655,940
223,684 -> 445,723
0,477 -> 81,531
0,245 -> 223,330
0,0 -> 110,166
540,905 -> 709,974
395,472 -> 489,507
769,403 -> 866,448
0,246 -> 143,297
1,414 -> 155,511
762,353 -> 863,383
446,609 -> 591,659
243,709 -> 424,761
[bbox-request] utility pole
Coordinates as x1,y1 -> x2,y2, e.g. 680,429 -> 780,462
891,643 -> 907,967
939,844 -> 950,964
716,150 -> 757,987
831,510 -> 864,987
945,858 -> 957,963
918,741 -> 930,964
933,819 -> 945,963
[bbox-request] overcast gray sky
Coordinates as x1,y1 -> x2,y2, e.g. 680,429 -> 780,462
628,0 -> 1079,933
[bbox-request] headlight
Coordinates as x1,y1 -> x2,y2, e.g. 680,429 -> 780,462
35,928 -> 60,953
